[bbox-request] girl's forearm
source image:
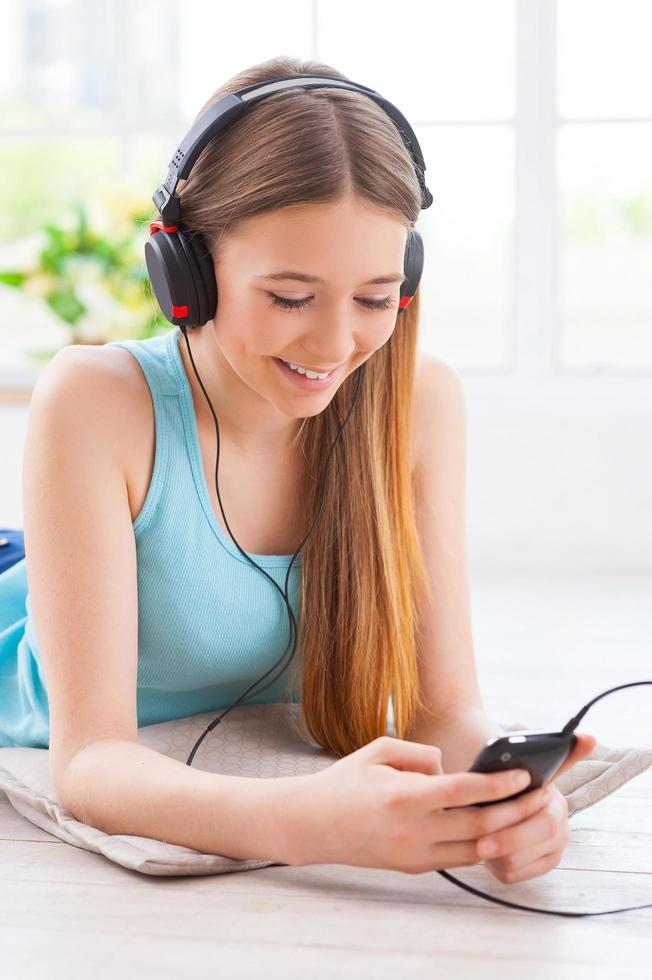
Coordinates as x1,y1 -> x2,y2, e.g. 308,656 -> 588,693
406,706 -> 505,773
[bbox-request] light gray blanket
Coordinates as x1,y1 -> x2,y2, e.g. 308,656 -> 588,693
0,703 -> 650,877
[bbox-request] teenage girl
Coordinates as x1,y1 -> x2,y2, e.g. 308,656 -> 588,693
0,56 -> 594,879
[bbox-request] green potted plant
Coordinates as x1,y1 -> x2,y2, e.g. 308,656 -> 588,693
0,181 -> 166,364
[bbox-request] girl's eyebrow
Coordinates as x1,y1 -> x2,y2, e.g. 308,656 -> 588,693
257,271 -> 407,286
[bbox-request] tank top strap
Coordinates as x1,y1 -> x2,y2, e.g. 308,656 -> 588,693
104,330 -> 183,536
105,331 -> 179,398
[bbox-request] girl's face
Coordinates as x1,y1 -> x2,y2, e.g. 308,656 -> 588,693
208,193 -> 410,421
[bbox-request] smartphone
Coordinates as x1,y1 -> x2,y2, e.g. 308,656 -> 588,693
465,729 -> 577,807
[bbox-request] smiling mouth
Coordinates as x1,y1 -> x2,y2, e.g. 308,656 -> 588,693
272,356 -> 346,387
277,358 -> 342,378
278,358 -> 344,375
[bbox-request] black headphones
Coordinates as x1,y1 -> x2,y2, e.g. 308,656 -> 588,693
144,73 -> 433,329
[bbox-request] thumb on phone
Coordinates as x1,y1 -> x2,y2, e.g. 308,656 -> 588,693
370,735 -> 444,776
550,732 -> 597,781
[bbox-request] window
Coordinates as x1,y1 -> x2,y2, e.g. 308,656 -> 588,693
1,0 -> 650,398
558,0 -> 652,373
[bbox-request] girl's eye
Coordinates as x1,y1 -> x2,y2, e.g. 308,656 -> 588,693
267,293 -> 395,312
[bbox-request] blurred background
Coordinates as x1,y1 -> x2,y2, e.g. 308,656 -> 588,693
0,0 -> 650,587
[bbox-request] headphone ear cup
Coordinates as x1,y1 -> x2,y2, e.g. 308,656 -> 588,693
145,226 -> 201,327
179,231 -> 218,327
399,227 -> 424,314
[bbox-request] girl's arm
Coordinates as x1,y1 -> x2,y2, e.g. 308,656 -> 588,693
405,705 -> 504,774
408,357 -> 497,761
23,347 -> 299,863
62,737 -> 306,862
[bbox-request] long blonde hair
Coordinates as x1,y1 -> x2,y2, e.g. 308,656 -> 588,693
156,55 -> 434,757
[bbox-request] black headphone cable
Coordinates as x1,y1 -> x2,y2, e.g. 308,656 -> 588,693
178,325 -> 652,917
439,680 -> 652,917
179,324 -> 365,768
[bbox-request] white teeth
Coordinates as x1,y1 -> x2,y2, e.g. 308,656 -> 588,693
281,359 -> 329,380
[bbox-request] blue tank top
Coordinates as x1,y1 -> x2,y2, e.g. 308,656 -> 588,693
0,327 -> 302,748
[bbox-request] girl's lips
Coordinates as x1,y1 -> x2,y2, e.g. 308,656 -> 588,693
272,357 -> 344,390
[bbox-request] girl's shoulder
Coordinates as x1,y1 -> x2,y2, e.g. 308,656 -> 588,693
34,344 -> 155,521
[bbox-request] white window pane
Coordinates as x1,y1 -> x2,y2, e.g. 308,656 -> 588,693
0,2 -> 24,111
124,0 -> 181,122
558,0 -> 652,119
3,0 -> 117,130
416,126 -> 514,370
558,123 -> 652,372
319,0 -> 515,122
179,0 -> 313,120
2,0 -> 180,131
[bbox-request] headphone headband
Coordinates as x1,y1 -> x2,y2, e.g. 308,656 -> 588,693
153,73 -> 434,225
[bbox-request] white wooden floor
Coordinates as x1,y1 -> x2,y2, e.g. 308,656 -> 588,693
2,570 -> 652,979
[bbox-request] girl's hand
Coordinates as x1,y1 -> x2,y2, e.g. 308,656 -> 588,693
284,735 -> 553,873
477,732 -> 597,884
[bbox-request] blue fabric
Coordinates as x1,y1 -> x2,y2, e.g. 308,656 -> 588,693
0,528 -> 25,574
0,327 -> 302,748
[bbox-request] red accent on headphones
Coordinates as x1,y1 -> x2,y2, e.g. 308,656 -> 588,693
399,295 -> 412,309
173,305 -> 189,318
149,220 -> 178,234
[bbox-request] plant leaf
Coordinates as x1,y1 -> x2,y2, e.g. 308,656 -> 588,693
46,289 -> 87,325
0,271 -> 27,287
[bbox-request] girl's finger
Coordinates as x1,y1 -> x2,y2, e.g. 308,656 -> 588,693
434,768 -> 535,810
435,783 -> 550,843
417,839 -> 482,871
486,845 -> 565,885
476,790 -> 567,860
484,817 -> 569,877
